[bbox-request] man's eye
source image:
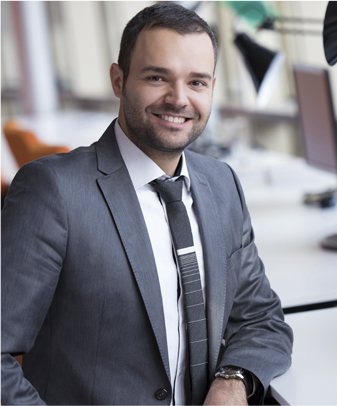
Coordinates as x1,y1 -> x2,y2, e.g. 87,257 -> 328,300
148,76 -> 163,82
192,81 -> 205,87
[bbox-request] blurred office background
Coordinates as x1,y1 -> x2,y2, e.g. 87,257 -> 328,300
1,0 -> 337,208
2,1 -> 336,158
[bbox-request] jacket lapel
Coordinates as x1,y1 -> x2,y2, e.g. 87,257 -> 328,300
187,155 -> 230,379
95,121 -> 171,380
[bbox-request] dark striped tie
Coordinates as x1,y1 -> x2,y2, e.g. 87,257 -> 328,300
150,176 -> 209,405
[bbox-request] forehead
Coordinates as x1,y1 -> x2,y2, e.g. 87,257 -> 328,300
129,27 -> 215,76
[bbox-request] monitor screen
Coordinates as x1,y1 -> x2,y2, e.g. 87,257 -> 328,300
293,65 -> 337,174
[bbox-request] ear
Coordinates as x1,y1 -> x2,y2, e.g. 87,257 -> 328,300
110,63 -> 124,98
212,76 -> 216,89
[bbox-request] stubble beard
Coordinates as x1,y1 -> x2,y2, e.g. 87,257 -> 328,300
122,88 -> 211,158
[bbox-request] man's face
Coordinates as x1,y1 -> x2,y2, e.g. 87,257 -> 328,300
113,28 -> 216,161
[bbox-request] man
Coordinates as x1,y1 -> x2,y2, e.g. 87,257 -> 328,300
1,3 -> 293,405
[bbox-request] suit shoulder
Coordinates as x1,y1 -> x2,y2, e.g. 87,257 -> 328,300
20,144 -> 97,175
9,144 -> 98,195
34,143 -> 96,165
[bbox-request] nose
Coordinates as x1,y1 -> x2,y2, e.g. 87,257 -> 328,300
164,82 -> 189,108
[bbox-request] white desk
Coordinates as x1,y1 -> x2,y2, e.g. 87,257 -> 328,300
270,307 -> 337,405
225,150 -> 337,309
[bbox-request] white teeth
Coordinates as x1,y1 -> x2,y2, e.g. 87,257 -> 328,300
159,115 -> 186,124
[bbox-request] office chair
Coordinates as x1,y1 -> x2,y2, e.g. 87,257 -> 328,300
3,119 -> 70,168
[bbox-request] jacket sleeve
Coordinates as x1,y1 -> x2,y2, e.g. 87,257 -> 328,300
1,161 -> 68,405
218,167 -> 293,399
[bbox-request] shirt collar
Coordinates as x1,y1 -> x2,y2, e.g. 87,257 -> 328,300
114,119 -> 191,191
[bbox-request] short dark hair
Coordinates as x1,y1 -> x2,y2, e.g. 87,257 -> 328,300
117,3 -> 218,85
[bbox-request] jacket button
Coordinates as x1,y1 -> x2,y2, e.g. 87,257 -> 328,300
155,388 -> 168,400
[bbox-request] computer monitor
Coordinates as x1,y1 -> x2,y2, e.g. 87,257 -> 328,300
293,64 -> 337,250
293,64 -> 337,174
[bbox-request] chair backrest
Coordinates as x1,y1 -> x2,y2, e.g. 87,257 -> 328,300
3,119 -> 70,167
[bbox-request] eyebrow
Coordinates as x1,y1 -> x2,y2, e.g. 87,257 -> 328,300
141,66 -> 171,75
141,66 -> 213,81
189,72 -> 213,81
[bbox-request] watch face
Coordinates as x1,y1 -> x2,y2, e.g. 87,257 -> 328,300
216,367 -> 245,380
223,367 -> 244,374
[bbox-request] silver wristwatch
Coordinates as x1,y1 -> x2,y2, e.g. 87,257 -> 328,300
215,366 -> 253,398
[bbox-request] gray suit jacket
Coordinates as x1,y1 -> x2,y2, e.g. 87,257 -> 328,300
1,120 -> 293,405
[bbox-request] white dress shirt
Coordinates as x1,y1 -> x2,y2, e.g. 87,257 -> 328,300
114,120 -> 206,405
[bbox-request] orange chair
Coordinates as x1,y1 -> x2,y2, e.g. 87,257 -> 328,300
3,119 -> 70,168
1,177 -> 9,209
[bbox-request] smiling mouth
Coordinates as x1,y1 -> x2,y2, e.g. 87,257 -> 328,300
156,114 -> 189,124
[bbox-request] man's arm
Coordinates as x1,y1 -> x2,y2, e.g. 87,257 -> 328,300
204,378 -> 248,406
1,161 -> 68,405
207,167 -> 293,404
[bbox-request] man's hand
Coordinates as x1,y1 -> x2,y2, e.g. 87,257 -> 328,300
203,377 -> 248,406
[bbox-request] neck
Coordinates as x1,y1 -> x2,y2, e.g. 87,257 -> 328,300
117,117 -> 182,177
154,154 -> 182,177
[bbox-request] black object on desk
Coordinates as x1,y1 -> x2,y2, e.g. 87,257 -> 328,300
303,189 -> 336,208
293,65 -> 337,251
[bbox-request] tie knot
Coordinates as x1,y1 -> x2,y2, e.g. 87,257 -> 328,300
150,177 -> 183,203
